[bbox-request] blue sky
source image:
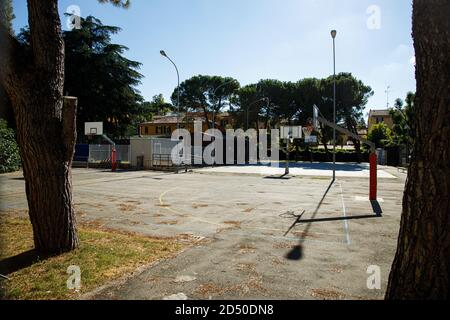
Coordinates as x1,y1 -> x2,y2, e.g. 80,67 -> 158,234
12,0 -> 416,113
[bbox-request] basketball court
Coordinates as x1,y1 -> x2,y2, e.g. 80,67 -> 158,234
0,163 -> 406,299
0,103 -> 408,299
196,162 -> 396,179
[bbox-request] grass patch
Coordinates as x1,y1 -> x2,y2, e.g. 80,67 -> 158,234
0,216 -> 184,300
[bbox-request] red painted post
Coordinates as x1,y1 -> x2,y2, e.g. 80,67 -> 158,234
369,152 -> 377,201
111,148 -> 117,172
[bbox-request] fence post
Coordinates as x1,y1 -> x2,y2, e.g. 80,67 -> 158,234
111,148 -> 117,172
370,152 -> 377,201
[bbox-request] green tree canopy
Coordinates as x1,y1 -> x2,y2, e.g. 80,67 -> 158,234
172,75 -> 240,128
232,74 -> 372,155
15,15 -> 144,139
144,94 -> 174,116
390,92 -> 415,147
319,73 -> 373,152
63,15 -> 144,139
368,123 -> 393,148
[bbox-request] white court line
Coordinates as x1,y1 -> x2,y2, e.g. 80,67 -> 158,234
339,181 -> 351,245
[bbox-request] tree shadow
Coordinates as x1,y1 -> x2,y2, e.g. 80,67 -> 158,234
0,250 -> 51,276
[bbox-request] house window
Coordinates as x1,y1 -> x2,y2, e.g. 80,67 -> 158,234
376,117 -> 384,124
144,127 -> 149,135
156,126 -> 162,134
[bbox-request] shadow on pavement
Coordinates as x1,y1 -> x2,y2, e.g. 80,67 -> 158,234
285,180 -> 384,261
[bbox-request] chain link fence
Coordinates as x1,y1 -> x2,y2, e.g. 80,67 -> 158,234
88,145 -> 130,164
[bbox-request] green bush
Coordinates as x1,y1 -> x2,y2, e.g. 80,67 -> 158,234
0,119 -> 21,173
368,123 -> 393,148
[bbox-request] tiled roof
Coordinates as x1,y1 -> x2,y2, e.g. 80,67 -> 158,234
369,109 -> 391,117
144,116 -> 179,124
140,115 -> 209,126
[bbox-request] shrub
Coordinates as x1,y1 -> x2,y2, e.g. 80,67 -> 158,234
0,119 -> 21,173
368,123 -> 393,148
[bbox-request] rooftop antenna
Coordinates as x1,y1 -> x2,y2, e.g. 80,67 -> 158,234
385,85 -> 391,108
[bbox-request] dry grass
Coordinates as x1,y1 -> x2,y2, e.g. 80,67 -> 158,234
195,282 -> 225,297
195,276 -> 267,298
0,215 -> 185,300
310,288 -> 347,300
223,221 -> 241,227
157,220 -> 179,226
236,243 -> 256,255
273,242 -> 296,250
195,260 -> 267,299
191,203 -> 209,209
272,258 -> 286,266
217,221 -> 242,233
235,263 -> 257,273
118,203 -> 138,212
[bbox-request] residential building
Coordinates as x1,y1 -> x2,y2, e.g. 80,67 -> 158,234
139,112 -> 235,137
368,109 -> 394,131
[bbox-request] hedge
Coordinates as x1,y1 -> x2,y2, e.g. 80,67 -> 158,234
0,119 -> 21,173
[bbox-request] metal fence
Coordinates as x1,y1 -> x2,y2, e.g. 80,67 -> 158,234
150,138 -> 179,167
88,145 -> 130,163
150,138 -> 178,156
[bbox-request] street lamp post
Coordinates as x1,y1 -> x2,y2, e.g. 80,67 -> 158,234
247,98 -> 268,131
331,30 -> 337,181
160,50 -> 181,173
213,80 -> 236,130
211,80 -> 237,166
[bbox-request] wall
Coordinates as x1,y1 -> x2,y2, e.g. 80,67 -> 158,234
130,137 -> 152,168
140,122 -> 211,137
130,137 -> 179,169
368,115 -> 394,131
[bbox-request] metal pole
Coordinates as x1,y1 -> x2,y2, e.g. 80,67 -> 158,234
247,97 -> 266,131
332,34 -> 336,181
246,105 -> 249,130
162,53 -> 180,173
285,138 -> 290,175
212,80 -> 235,165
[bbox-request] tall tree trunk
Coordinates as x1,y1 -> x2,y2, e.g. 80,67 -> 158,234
202,106 -> 211,129
386,0 -> 450,299
0,0 -> 79,254
346,118 -> 362,163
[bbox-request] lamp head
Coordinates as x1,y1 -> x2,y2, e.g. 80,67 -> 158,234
331,30 -> 337,39
160,50 -> 167,57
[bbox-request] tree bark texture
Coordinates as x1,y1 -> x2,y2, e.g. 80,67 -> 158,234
386,0 -> 450,299
0,0 -> 79,254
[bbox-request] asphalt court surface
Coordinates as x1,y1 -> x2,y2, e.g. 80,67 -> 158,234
0,164 -> 407,299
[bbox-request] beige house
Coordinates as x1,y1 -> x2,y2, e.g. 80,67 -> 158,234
139,112 -> 234,137
368,109 -> 394,131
